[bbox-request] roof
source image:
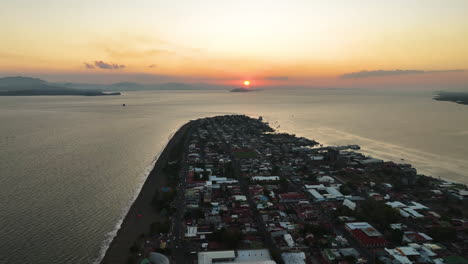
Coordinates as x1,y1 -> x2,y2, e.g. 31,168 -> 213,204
351,229 -> 387,246
361,227 -> 382,237
198,251 -> 236,264
402,207 -> 424,218
343,199 -> 356,210
233,249 -> 273,263
279,192 -> 306,200
283,233 -> 295,247
148,252 -> 170,264
386,201 -> 406,208
395,247 -> 419,256
338,248 -> 360,258
308,189 -> 324,200
281,252 -> 306,264
252,176 -> 280,181
186,226 -> 197,237
234,195 -> 247,201
385,249 -> 412,264
345,222 -> 372,230
326,187 -> 343,197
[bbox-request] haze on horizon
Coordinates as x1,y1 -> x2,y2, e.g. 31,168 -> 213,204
1,0 -> 468,89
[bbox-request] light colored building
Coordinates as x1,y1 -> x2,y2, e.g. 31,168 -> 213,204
343,199 -> 356,211
252,176 -> 280,182
198,249 -> 276,264
283,233 -> 295,248
185,226 -> 197,238
281,252 -> 306,264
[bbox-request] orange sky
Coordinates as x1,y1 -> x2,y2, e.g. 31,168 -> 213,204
1,0 -> 467,87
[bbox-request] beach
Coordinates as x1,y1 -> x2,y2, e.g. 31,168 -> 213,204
100,120 -> 193,264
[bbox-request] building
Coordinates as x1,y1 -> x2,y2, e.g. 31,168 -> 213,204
345,222 -> 388,248
343,199 -> 356,211
198,249 -> 276,264
279,192 -> 306,203
140,252 -> 170,264
252,176 -> 280,182
281,252 -> 306,264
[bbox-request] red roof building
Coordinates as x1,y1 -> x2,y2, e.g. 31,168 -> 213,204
345,222 -> 388,248
279,192 -> 306,202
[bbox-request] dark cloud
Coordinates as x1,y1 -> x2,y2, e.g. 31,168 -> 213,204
84,63 -> 95,69
84,61 -> 126,70
94,60 -> 126,69
148,64 -> 157,68
264,76 -> 289,81
340,69 -> 464,79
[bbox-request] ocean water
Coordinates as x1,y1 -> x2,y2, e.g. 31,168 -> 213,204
0,89 -> 467,263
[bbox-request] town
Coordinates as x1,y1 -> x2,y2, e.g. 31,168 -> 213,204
134,115 -> 468,264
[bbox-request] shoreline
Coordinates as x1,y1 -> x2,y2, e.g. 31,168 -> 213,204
99,120 -> 193,264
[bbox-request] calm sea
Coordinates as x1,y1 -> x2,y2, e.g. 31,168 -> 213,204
0,89 -> 467,263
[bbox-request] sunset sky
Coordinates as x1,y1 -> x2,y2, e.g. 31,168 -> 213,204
1,0 -> 468,87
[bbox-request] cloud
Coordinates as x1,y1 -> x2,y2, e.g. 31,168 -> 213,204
148,64 -> 157,68
84,63 -> 95,69
340,69 -> 464,79
84,61 -> 126,70
94,60 -> 126,69
264,76 -> 289,81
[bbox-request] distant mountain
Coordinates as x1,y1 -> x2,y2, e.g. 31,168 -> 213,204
110,82 -> 145,90
105,82 -> 206,91
0,76 -> 228,93
0,90 -> 120,96
58,82 -> 109,90
0,76 -> 119,96
152,82 -> 202,90
0,76 -> 47,89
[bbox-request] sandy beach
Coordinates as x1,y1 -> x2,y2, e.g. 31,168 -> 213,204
100,121 -> 193,264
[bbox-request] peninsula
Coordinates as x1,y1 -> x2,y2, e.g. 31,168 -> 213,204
101,115 -> 468,264
433,91 -> 468,105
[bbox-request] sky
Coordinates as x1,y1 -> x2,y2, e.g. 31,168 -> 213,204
1,0 -> 468,88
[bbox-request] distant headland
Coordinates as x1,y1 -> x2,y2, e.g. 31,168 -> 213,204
433,91 -> 468,105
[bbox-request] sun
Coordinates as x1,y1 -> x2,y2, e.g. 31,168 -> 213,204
243,80 -> 250,86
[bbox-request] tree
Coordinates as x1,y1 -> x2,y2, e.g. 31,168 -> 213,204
429,226 -> 457,242
357,200 -> 400,229
279,177 -> 289,190
388,229 -> 403,244
209,228 -> 244,249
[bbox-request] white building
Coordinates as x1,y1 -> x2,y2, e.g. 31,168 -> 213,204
283,234 -> 295,248
198,249 -> 276,264
343,199 -> 356,211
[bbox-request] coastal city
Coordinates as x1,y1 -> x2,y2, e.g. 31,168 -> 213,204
118,115 -> 468,264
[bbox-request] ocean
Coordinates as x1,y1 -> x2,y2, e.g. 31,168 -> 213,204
0,88 -> 467,263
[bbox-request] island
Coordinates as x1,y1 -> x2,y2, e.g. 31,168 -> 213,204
100,115 -> 468,264
433,91 -> 468,105
230,88 -> 262,93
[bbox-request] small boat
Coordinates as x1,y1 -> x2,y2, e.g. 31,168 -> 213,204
122,104 -> 126,106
